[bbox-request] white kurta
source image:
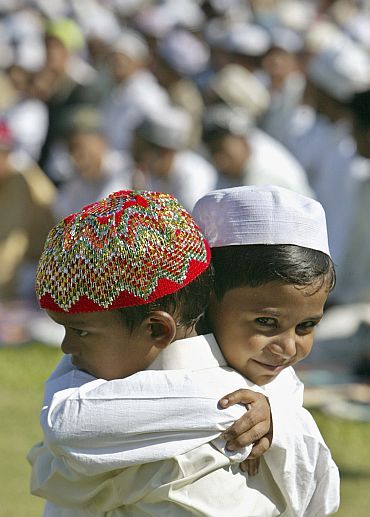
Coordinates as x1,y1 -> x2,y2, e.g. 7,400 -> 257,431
29,334 -> 339,516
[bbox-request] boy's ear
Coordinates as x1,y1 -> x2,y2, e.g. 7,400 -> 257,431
147,311 -> 177,349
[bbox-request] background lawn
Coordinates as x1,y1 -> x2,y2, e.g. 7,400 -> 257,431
1,344 -> 369,516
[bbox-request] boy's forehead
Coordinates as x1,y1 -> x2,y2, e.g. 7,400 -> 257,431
221,281 -> 327,316
46,309 -> 109,326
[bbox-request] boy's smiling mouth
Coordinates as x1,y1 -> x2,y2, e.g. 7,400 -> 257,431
252,359 -> 288,372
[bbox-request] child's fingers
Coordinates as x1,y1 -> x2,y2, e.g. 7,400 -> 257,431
219,389 -> 264,408
223,421 -> 271,450
248,436 -> 272,459
240,457 -> 260,476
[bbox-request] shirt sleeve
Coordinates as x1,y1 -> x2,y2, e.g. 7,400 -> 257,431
264,368 -> 340,516
39,356 -> 253,476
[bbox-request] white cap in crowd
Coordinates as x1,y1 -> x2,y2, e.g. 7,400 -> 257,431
276,0 -> 316,33
305,20 -> 345,54
192,185 -> 331,256
203,104 -> 252,136
224,23 -> 271,56
74,1 -> 121,43
157,29 -> 210,76
307,37 -> 370,102
135,105 -> 191,150
268,26 -> 304,54
112,29 -> 149,61
209,64 -> 270,118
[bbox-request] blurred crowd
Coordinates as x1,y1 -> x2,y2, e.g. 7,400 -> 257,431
0,0 -> 370,310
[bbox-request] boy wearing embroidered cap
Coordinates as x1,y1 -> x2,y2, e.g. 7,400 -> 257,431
29,189 -> 278,516
36,189 -> 211,379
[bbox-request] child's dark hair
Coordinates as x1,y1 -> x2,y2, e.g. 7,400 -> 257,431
119,263 -> 214,331
211,244 -> 336,299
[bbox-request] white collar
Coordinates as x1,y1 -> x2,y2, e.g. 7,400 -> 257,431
148,334 -> 228,371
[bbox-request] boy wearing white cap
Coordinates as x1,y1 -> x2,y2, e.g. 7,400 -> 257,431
193,184 -> 335,389
29,187 -> 340,515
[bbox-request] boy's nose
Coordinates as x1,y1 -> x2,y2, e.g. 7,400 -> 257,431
61,337 -> 80,356
269,329 -> 296,358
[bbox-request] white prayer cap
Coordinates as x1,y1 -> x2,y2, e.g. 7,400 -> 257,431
307,38 -> 370,102
209,64 -> 270,118
108,0 -> 149,18
164,0 -> 206,32
136,105 -> 191,150
192,185 -> 330,256
157,29 -> 210,76
277,1 -> 316,33
268,26 -> 304,54
305,21 -> 346,54
15,38 -> 46,72
203,17 -> 231,48
111,29 -> 149,61
203,104 -> 252,136
134,1 -> 204,38
75,1 -> 121,43
343,16 -> 370,52
224,23 -> 271,56
134,6 -> 176,38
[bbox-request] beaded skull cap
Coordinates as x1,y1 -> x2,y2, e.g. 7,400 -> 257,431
36,190 -> 210,313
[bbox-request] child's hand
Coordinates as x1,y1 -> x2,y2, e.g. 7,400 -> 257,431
219,389 -> 273,475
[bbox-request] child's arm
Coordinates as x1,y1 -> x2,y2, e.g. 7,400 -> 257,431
213,367 -> 340,516
38,355 -> 261,476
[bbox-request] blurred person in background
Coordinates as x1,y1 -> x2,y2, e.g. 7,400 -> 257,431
329,89 -> 370,306
201,101 -> 313,196
153,28 -> 209,149
0,5 -> 48,161
53,105 -> 134,220
199,15 -> 270,96
287,35 -> 370,285
73,0 -> 123,98
101,28 -> 169,153
219,22 -> 271,74
37,17 -> 103,184
131,105 -> 217,211
0,120 -> 56,302
4,44 -> 48,163
258,25 -> 307,144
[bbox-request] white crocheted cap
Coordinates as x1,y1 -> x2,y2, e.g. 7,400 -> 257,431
192,185 -> 330,256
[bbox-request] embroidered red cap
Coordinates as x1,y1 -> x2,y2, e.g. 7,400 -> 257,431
36,190 -> 210,313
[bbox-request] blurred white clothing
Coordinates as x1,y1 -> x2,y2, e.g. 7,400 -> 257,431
332,158 -> 370,304
53,150 -> 133,220
259,71 -> 306,145
102,70 -> 169,152
217,128 -> 314,198
313,122 -> 357,268
143,150 -> 218,211
7,98 -> 48,161
29,334 -> 339,516
282,105 -> 332,187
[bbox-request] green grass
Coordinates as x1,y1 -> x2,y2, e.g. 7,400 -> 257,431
1,344 -> 369,516
0,344 -> 62,517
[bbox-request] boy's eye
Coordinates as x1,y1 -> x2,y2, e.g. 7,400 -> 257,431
73,329 -> 88,337
255,317 -> 277,328
296,321 -> 319,334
